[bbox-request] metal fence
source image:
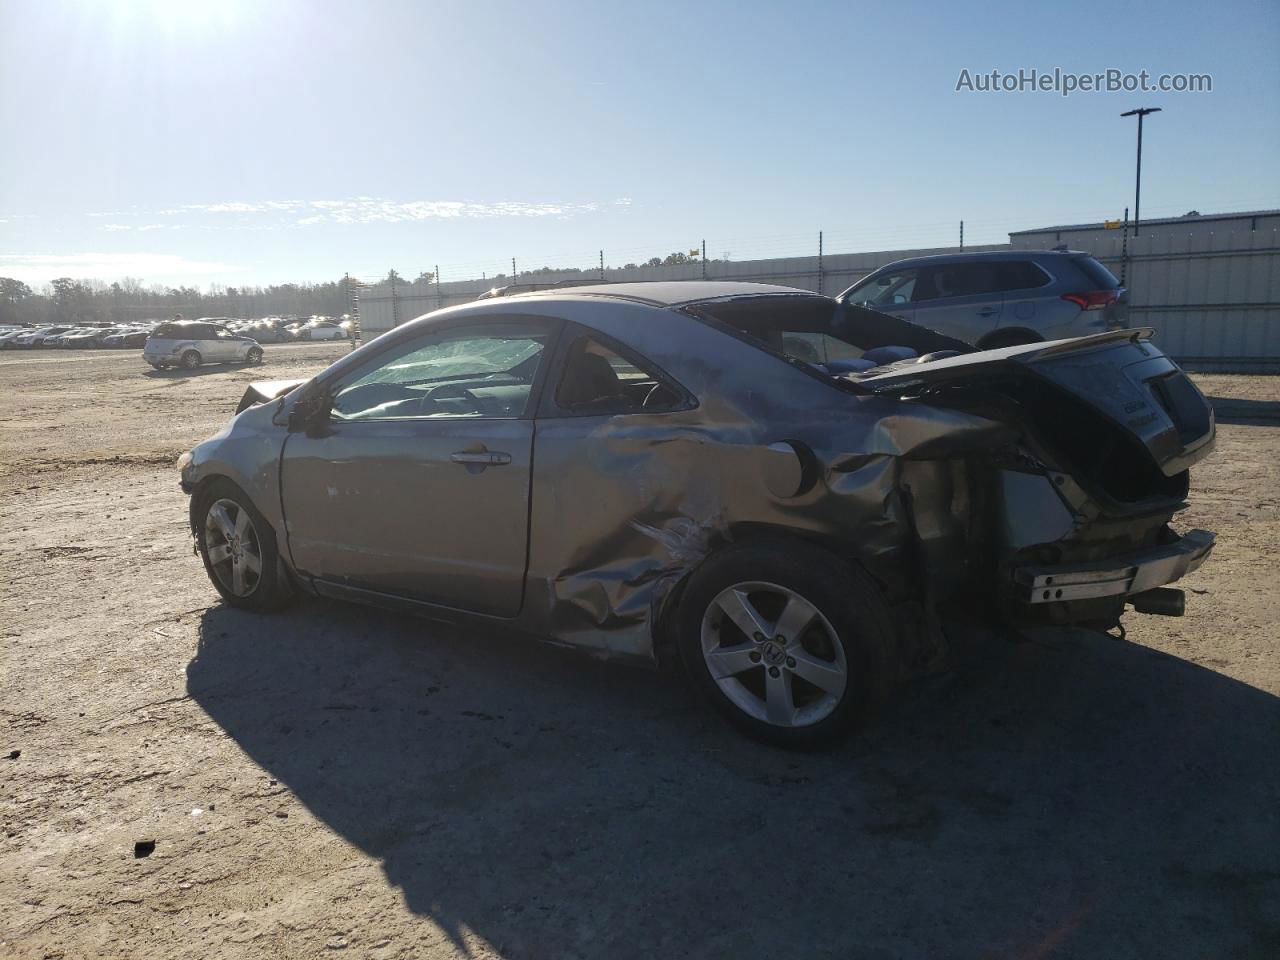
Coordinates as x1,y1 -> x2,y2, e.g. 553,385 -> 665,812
352,228 -> 1280,373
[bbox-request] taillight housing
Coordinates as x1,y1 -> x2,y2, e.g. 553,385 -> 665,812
1062,290 -> 1119,311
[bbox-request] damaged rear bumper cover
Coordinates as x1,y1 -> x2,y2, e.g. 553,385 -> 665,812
1013,528 -> 1215,604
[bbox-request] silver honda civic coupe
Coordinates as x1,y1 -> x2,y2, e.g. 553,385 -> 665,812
178,281 -> 1215,746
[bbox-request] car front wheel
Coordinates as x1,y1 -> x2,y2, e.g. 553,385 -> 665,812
194,479 -> 294,612
246,346 -> 263,364
678,541 -> 895,747
179,349 -> 202,370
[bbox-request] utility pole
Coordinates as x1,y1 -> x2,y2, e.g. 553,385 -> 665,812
511,257 -> 517,281
1120,107 -> 1161,237
701,239 -> 707,280
599,249 -> 604,280
1120,206 -> 1130,286
817,231 -> 824,295
435,264 -> 442,308
959,220 -> 964,250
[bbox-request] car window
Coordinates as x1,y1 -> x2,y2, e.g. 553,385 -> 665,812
994,260 -> 1052,291
846,269 -> 918,307
554,335 -> 683,414
331,321 -> 551,421
1074,255 -> 1122,289
913,262 -> 1003,301
780,331 -> 867,364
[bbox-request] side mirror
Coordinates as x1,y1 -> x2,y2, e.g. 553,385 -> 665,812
287,391 -> 335,437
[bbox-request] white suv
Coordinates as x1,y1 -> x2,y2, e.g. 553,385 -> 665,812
143,320 -> 264,370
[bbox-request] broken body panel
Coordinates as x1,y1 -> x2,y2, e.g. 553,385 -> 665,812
184,284 -> 1215,667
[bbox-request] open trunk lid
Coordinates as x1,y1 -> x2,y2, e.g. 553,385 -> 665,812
853,328 -> 1215,485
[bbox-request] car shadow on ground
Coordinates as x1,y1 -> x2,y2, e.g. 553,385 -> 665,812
187,600 -> 1280,958
1208,395 -> 1280,426
142,363 -> 265,380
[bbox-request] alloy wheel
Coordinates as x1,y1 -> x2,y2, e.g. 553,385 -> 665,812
700,580 -> 848,727
204,498 -> 263,597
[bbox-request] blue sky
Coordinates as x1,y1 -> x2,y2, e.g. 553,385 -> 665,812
1,0 -> 1277,288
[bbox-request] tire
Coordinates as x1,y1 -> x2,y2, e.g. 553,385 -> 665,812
246,346 -> 264,364
179,349 -> 202,370
677,539 -> 896,748
193,478 -> 295,612
149,362 -> 163,370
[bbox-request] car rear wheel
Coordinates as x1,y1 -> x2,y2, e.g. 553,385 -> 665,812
677,540 -> 895,747
246,346 -> 263,364
180,349 -> 202,370
194,479 -> 295,612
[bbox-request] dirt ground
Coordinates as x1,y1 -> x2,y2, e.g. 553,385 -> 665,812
1,346 -> 1278,959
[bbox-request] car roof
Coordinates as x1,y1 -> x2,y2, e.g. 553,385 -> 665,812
502,280 -> 823,308
866,249 -> 1089,271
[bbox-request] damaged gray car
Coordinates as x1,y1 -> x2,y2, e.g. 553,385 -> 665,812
178,281 -> 1216,746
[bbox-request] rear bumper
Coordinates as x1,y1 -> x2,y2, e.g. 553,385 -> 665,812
1012,528 -> 1215,604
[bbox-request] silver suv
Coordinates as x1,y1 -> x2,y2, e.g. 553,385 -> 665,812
839,250 -> 1127,348
143,320 -> 264,370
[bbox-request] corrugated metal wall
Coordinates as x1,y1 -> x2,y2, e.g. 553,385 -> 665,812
356,231 -> 1280,372
1016,229 -> 1280,372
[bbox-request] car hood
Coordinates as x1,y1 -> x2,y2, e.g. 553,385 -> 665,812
235,378 -> 309,414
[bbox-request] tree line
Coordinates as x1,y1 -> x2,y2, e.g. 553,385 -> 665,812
0,252 -> 727,326
0,276 -> 358,326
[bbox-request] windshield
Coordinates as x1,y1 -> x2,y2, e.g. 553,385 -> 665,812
843,268 -> 918,308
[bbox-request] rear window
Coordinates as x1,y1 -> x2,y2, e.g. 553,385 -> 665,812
1074,256 -> 1122,289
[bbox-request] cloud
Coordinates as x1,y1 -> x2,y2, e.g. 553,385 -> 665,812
100,223 -> 171,232
89,196 -> 632,228
289,197 -> 617,226
0,252 -> 243,286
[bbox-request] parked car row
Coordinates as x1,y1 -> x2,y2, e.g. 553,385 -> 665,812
1,315 -> 356,353
0,322 -> 158,350
223,316 -> 356,342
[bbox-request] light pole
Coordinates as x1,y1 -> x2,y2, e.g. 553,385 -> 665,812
1120,107 -> 1161,237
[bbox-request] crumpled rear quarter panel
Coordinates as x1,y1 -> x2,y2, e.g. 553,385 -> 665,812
521,302 -> 1011,661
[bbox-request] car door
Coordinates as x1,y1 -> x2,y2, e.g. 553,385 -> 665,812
278,316 -> 560,617
993,259 -> 1054,334
212,328 -> 243,360
195,325 -> 228,361
911,262 -> 1004,343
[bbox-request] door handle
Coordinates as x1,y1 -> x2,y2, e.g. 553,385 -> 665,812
450,450 -> 512,466
977,307 -> 999,317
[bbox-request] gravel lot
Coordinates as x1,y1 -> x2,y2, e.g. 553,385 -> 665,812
2,346 -> 1278,959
